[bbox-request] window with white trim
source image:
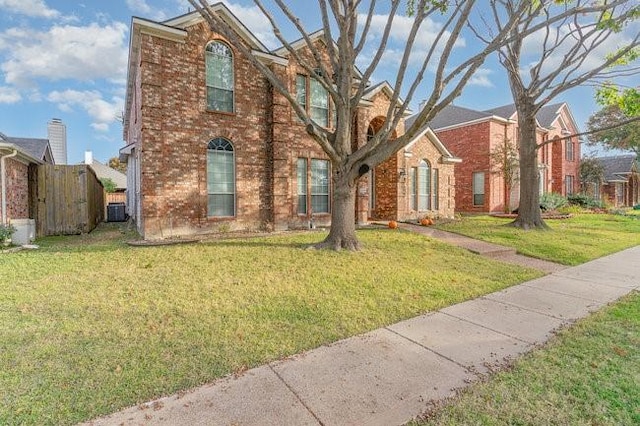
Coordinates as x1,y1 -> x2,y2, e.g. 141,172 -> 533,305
207,138 -> 235,217
565,175 -> 575,196
418,160 -> 431,211
297,158 -> 307,215
206,41 -> 234,112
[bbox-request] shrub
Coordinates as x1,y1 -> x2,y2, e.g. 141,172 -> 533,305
558,205 -> 583,215
568,193 -> 602,209
634,204 -> 640,210
0,223 -> 16,242
540,192 -> 567,211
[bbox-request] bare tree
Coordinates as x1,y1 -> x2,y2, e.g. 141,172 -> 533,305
473,0 -> 640,229
187,0 -> 540,249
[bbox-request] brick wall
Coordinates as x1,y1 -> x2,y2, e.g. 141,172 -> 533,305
3,157 -> 29,220
435,121 -> 494,213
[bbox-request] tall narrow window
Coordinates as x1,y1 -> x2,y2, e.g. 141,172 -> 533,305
565,175 -> 574,196
297,158 -> 307,214
410,167 -> 418,210
565,140 -> 574,161
206,41 -> 234,112
310,79 -> 329,127
311,159 -> 330,213
473,172 -> 485,206
207,138 -> 235,216
433,168 -> 439,210
418,160 -> 431,210
296,74 -> 307,111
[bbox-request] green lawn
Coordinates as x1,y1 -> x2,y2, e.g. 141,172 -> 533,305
436,213 -> 640,265
0,225 -> 540,425
414,291 -> 640,426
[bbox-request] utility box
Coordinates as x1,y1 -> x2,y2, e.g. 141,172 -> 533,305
107,203 -> 126,222
11,219 -> 36,245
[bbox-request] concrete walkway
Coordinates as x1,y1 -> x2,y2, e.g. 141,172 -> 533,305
84,244 -> 639,426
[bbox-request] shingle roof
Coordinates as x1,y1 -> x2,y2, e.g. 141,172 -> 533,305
5,136 -> 51,161
595,154 -> 638,182
406,105 -> 494,131
82,159 -> 127,189
482,102 -> 566,129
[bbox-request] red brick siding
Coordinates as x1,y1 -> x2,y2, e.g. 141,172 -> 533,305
4,158 -> 29,220
435,121 -> 494,212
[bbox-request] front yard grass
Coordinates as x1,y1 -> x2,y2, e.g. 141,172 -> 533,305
414,291 -> 640,425
436,213 -> 640,265
0,226 -> 540,425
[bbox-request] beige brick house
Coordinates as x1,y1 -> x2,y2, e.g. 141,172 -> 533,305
120,4 -> 459,239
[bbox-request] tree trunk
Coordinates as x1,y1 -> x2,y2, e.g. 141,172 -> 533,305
512,102 -> 549,230
314,170 -> 360,251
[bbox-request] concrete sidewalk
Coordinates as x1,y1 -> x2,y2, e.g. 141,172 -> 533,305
84,246 -> 639,426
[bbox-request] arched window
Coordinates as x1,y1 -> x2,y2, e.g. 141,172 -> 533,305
207,138 -> 235,217
206,41 -> 234,112
418,160 -> 431,211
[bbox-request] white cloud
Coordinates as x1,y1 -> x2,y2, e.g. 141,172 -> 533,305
47,89 -> 123,132
361,13 -> 465,67
0,86 -> 21,103
0,0 -> 60,19
221,1 -> 278,49
126,0 -> 168,22
468,68 -> 494,87
0,22 -> 128,88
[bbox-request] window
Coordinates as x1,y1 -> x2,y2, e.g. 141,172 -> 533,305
565,140 -> 574,161
565,175 -> 574,196
297,158 -> 330,214
206,41 -> 234,112
473,172 -> 485,206
410,167 -> 418,210
207,138 -> 235,216
310,79 -> 329,127
433,168 -> 439,210
297,158 -> 307,214
296,74 -> 306,111
311,159 -> 330,213
418,160 -> 431,211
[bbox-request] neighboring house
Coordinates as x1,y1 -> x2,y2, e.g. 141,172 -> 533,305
120,4 -> 459,239
81,151 -> 127,192
0,132 -> 54,224
594,154 -> 639,207
412,102 -> 580,213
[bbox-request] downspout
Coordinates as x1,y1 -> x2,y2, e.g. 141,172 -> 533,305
1,149 -> 18,224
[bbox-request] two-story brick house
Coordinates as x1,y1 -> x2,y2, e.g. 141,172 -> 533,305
120,4 -> 459,239
409,102 -> 580,213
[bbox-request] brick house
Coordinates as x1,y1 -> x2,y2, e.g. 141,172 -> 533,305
411,102 -> 580,213
593,155 -> 639,207
0,133 -> 54,224
120,4 -> 459,239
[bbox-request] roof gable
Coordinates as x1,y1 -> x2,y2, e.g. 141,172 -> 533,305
596,154 -> 638,182
5,137 -> 52,163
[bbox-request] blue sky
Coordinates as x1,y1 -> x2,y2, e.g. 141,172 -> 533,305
0,0 -> 637,164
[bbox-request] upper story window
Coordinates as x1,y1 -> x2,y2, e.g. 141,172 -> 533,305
565,140 -> 574,161
296,74 -> 329,127
206,41 -> 234,113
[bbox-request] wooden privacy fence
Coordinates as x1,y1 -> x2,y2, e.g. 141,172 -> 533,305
34,165 -> 105,236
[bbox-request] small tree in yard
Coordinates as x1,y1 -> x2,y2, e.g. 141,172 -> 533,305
490,135 -> 519,213
188,0 -> 587,250
579,156 -> 605,197
475,0 -> 640,230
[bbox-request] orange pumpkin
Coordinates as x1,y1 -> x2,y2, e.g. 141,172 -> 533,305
388,220 -> 398,229
420,218 -> 432,226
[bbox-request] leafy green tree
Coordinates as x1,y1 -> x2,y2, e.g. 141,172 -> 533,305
108,157 -> 127,174
579,156 -> 605,197
586,105 -> 640,155
100,178 -> 117,193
